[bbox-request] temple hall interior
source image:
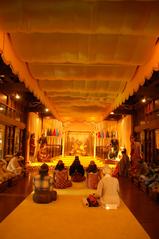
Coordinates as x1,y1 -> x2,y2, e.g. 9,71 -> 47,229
0,1 -> 159,239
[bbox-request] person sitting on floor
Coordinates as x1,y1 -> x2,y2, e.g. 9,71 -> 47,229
0,160 -> 16,182
86,160 -> 99,173
53,160 -> 72,189
7,152 -> 24,175
54,160 -> 65,171
33,163 -> 57,203
137,159 -> 149,177
69,156 -> 85,182
96,165 -> 120,209
86,160 -> 100,189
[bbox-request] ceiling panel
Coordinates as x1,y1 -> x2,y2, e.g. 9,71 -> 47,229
0,0 -> 159,122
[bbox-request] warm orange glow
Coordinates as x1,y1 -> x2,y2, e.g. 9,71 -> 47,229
141,98 -> 146,103
2,95 -> 7,100
28,156 -> 105,168
15,94 -> 20,99
0,2 -> 159,122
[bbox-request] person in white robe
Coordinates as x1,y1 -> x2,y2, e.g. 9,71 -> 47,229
7,152 -> 24,175
97,165 -> 120,209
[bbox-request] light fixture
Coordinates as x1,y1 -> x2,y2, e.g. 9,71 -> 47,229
110,112 -> 114,115
89,116 -> 96,121
141,98 -> 146,103
15,94 -> 20,99
0,106 -> 4,111
2,95 -> 7,100
45,108 -> 49,112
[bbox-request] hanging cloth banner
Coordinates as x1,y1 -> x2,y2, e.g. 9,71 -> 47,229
53,128 -> 56,136
56,128 -> 59,136
97,132 -> 101,138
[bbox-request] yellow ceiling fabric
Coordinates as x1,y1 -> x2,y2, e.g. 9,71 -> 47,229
0,0 -> 159,122
0,33 -> 60,119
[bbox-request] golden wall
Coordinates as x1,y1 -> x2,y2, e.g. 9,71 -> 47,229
117,115 -> 132,156
26,114 -> 132,160
26,112 -> 42,162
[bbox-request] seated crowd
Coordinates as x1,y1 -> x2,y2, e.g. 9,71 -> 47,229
130,160 -> 159,200
0,152 -> 25,185
32,161 -> 121,208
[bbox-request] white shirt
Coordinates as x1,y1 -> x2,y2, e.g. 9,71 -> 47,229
97,174 -> 120,208
7,156 -> 22,175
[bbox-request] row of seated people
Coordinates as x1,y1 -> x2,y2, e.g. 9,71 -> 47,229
0,159 -> 15,184
0,152 -> 25,188
33,162 -> 120,208
111,147 -> 159,201
53,156 -> 100,189
130,160 -> 159,200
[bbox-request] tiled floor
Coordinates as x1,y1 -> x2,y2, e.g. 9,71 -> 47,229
0,175 -> 159,239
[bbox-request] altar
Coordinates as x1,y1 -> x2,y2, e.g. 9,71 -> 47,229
64,131 -> 95,156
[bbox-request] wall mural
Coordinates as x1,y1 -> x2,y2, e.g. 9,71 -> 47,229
65,131 -> 94,156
